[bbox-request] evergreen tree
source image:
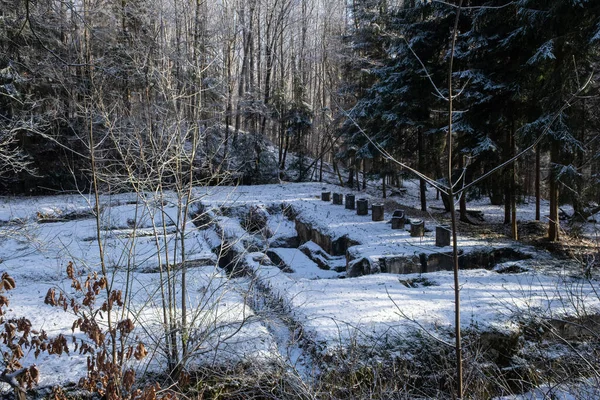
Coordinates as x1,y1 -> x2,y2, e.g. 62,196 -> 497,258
340,2 -> 453,199
515,0 -> 600,240
337,0 -> 391,189
341,0 -> 600,240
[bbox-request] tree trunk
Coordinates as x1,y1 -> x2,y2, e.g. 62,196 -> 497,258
418,127 -> 427,211
459,154 -> 468,222
347,164 -> 355,188
224,40 -> 233,167
503,129 -> 512,225
447,6 -> 464,397
281,132 -> 289,171
504,183 -> 511,224
235,1 -> 256,139
333,161 -> 344,187
510,123 -> 518,240
535,145 -> 541,221
319,156 -> 323,182
360,158 -> 365,190
382,162 -> 386,199
356,159 -> 361,190
573,100 -> 586,217
548,141 -> 560,241
261,27 -> 274,136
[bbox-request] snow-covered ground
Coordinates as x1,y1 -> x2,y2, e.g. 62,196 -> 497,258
0,191 -> 275,392
0,181 -> 598,394
197,182 -> 600,353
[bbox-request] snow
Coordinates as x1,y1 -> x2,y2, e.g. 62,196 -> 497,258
0,181 -> 598,394
495,380 -> 600,400
199,182 -> 600,345
0,191 -> 274,393
526,40 -> 556,65
267,248 -> 339,279
248,261 -> 600,349
267,211 -> 297,245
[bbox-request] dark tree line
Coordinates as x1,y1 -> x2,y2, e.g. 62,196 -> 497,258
339,0 -> 600,241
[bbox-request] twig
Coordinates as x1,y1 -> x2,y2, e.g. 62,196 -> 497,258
0,368 -> 27,393
458,72 -> 594,195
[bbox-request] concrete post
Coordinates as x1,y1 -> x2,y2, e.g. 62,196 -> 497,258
345,194 -> 356,209
332,193 -> 343,205
357,198 -> 369,215
436,225 -> 451,247
410,219 -> 425,237
372,204 -> 384,221
392,216 -> 405,229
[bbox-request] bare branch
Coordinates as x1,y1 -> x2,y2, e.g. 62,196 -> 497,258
458,72 -> 594,195
0,368 -> 27,393
403,37 -> 449,102
327,88 -> 450,194
432,0 -> 516,10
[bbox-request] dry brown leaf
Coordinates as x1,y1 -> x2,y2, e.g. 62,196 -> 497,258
123,368 -> 136,391
44,288 -> 57,306
134,342 -> 147,360
1,273 -> 16,291
66,261 -> 74,279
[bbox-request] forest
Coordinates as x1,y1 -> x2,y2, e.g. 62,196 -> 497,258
1,0 -> 600,399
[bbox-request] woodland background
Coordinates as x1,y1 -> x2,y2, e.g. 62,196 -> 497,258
1,1 -> 599,238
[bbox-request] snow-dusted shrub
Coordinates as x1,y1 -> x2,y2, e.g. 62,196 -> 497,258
44,262 -> 150,399
241,205 -> 272,238
232,133 -> 279,185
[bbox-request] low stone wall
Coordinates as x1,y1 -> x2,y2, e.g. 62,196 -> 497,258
380,255 -> 422,275
294,219 -> 358,256
347,247 -> 532,277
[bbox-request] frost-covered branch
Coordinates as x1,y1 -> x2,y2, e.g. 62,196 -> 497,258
329,90 -> 449,194
458,72 -> 594,195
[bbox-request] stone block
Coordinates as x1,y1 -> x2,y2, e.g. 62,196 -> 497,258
356,198 -> 369,215
410,219 -> 424,237
345,194 -> 356,209
372,204 -> 384,221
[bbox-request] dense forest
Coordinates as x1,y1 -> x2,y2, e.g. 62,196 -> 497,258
1,1 -> 600,398
1,0 -> 599,238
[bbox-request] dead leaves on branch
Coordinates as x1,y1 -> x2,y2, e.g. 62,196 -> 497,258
134,342 -> 147,361
66,261 -> 74,279
47,334 -> 69,356
118,318 -> 135,335
5,262 -> 163,399
23,364 -> 40,389
42,261 -> 156,399
0,364 -> 40,393
1,273 -> 15,291
0,273 -> 47,395
0,274 -> 12,318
